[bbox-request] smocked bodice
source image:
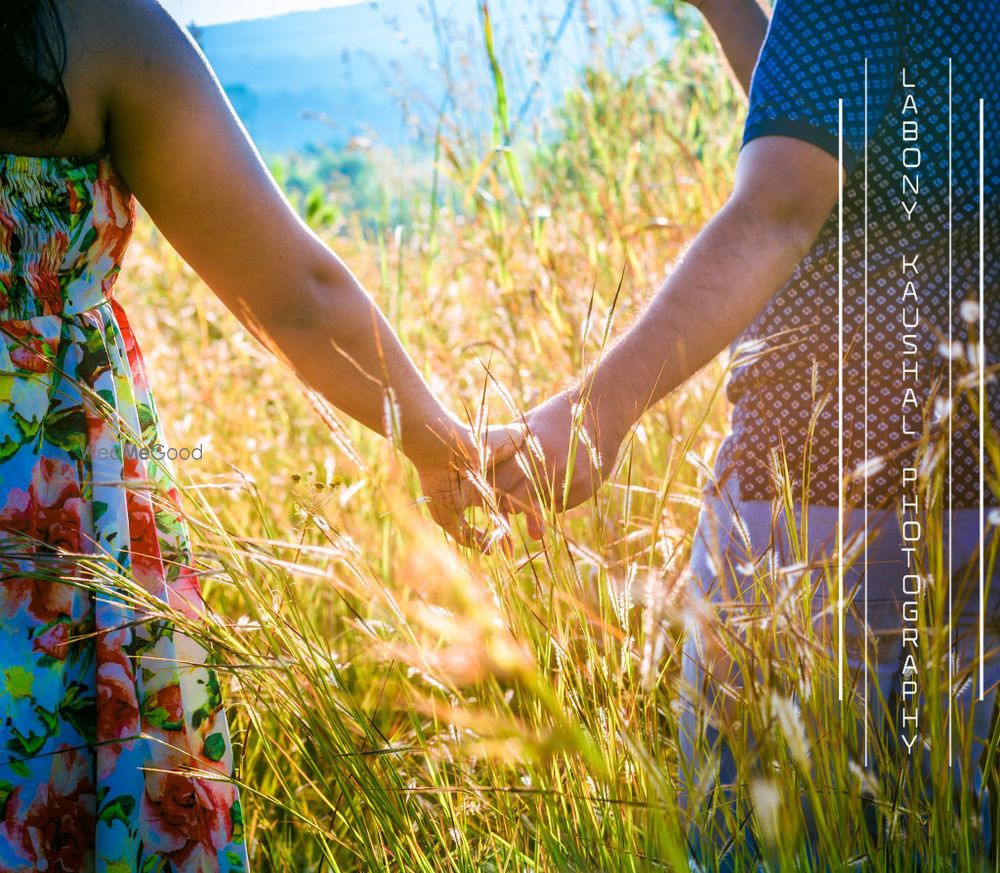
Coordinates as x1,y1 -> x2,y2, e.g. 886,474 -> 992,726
0,152 -> 135,322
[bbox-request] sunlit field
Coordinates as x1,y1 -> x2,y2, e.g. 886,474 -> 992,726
118,5 -> 998,870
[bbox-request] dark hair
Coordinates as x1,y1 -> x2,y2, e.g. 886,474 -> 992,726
0,0 -> 69,140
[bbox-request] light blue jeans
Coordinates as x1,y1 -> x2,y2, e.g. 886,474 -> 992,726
678,472 -> 1000,870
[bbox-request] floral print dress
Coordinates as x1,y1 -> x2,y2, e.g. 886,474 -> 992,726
0,152 -> 248,872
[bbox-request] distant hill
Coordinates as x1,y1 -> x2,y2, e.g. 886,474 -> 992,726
194,1 -> 671,156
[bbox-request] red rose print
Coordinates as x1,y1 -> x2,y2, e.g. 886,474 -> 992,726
1,320 -> 57,373
84,407 -> 115,452
125,493 -> 165,590
93,173 -> 135,282
167,564 -> 208,621
109,300 -> 150,393
3,748 -> 96,872
96,660 -> 141,744
142,766 -> 236,867
96,625 -> 136,677
1,576 -> 76,624
67,180 -> 80,215
143,682 -> 185,732
0,460 -> 89,622
32,619 -> 71,661
0,458 -> 86,553
35,232 -> 70,314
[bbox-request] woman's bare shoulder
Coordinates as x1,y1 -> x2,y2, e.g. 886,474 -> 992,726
64,0 -> 199,84
0,0 -> 193,157
49,0 -> 211,154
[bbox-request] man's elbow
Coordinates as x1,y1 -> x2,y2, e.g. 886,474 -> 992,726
723,184 -> 834,265
726,136 -> 841,260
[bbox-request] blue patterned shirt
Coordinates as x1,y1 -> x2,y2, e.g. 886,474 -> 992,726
716,0 -> 1000,508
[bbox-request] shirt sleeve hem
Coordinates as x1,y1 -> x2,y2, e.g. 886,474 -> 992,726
742,118 -> 858,175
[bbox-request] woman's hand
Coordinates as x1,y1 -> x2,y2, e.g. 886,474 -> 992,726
412,421 -> 524,549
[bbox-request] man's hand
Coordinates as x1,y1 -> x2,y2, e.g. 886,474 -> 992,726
414,422 -> 523,550
492,391 -> 627,540
491,136 -> 838,543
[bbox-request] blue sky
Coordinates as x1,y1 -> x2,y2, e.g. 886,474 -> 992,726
162,0 -> 361,26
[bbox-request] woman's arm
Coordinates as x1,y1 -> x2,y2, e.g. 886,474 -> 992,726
92,0 -> 511,540
686,0 -> 769,95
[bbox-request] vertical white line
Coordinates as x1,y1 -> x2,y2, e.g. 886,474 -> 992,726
947,59 -> 954,767
839,99 -> 845,703
979,98 -> 986,702
863,61 -> 869,767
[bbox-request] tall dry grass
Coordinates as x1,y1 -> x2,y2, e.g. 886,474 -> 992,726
113,4 -> 998,870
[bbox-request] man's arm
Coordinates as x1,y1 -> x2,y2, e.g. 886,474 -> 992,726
589,135 -> 836,437
688,0 -> 769,95
497,135 -> 839,524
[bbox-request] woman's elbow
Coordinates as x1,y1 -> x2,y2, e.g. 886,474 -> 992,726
261,257 -> 358,332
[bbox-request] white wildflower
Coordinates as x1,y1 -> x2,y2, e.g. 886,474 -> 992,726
578,425 -> 603,474
491,379 -> 519,418
770,692 -> 809,768
621,634 -> 633,672
968,341 -> 985,369
524,432 -> 546,463
382,389 -> 401,448
751,780 -> 783,846
938,340 -> 962,360
960,299 -> 981,323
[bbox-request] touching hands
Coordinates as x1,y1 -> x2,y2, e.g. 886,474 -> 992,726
411,420 -> 524,549
415,392 -> 625,548
491,391 -> 626,541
